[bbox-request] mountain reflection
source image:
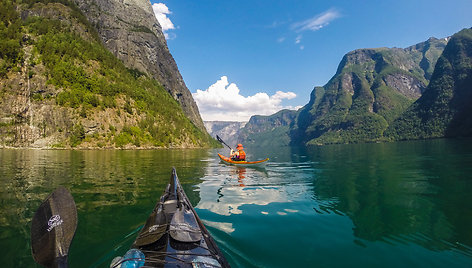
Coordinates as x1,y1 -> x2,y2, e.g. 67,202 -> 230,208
307,140 -> 472,254
1,141 -> 472,267
0,149 -> 208,212
0,149 -> 210,267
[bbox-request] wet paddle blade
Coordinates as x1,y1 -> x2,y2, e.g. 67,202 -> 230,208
134,208 -> 167,247
31,187 -> 77,268
169,206 -> 202,243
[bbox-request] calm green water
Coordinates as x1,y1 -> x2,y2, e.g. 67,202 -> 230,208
1,139 -> 472,267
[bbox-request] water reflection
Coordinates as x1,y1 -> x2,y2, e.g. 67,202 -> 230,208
194,142 -> 472,267
1,140 -> 472,267
0,149 -> 210,267
235,167 -> 246,187
196,162 -> 280,217
306,140 -> 472,255
195,149 -> 316,245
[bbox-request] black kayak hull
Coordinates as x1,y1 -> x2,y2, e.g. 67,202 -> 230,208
111,168 -> 230,268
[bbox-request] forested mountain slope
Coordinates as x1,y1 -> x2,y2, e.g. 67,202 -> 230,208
293,37 -> 447,145
0,0 -> 217,148
386,28 -> 472,140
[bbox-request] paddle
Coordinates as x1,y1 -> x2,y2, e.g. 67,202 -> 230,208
31,186 -> 77,268
134,205 -> 167,247
169,169 -> 202,243
216,135 -> 233,150
169,204 -> 202,243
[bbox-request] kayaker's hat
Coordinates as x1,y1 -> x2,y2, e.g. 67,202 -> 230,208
237,144 -> 243,150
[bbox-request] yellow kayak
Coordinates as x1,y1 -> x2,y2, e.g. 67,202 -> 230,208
218,153 -> 269,166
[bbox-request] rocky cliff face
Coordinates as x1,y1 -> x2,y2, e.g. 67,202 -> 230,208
386,28 -> 472,139
293,37 -> 448,145
239,109 -> 297,146
335,38 -> 448,99
72,0 -> 205,131
0,64 -> 75,148
204,121 -> 246,147
0,1 -> 215,148
243,109 -> 296,133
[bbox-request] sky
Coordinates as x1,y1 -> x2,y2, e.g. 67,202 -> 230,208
150,0 -> 472,122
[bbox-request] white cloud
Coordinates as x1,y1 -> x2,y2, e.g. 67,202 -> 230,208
193,76 -> 300,121
152,3 -> 175,39
272,91 -> 297,100
292,8 -> 341,33
286,9 -> 341,48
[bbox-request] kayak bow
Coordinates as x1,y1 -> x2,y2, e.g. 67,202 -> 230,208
111,168 -> 230,268
218,153 -> 269,166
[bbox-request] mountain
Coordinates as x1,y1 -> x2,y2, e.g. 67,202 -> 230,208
206,109 -> 297,148
73,0 -> 205,131
234,36 -> 454,146
293,37 -> 448,145
240,109 -> 297,146
386,28 -> 472,139
0,0 -> 216,148
204,121 -> 246,147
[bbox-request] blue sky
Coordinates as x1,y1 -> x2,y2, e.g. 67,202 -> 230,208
150,0 -> 472,121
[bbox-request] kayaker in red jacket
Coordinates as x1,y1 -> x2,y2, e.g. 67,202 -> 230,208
230,144 -> 246,161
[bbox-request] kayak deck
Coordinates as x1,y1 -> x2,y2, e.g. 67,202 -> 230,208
218,153 -> 269,166
112,168 -> 230,267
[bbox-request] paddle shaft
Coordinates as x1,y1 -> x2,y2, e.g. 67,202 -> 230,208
54,256 -> 68,268
216,135 -> 233,150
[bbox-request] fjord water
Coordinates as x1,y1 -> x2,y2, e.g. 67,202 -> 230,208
1,139 -> 472,267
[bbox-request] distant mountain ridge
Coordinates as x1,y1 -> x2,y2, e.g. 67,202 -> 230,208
205,110 -> 298,148
204,121 -> 246,147
239,31 -> 472,146
239,109 -> 297,146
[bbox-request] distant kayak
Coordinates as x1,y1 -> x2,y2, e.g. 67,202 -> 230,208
218,153 -> 269,166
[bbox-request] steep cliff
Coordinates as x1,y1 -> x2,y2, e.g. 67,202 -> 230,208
293,37 -> 448,145
72,0 -> 205,131
204,121 -> 246,147
0,0 -> 216,148
239,109 -> 297,146
386,28 -> 472,139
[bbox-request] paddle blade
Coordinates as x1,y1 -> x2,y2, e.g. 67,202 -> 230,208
31,187 -> 77,268
134,208 -> 167,247
169,206 -> 202,243
216,135 -> 232,150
